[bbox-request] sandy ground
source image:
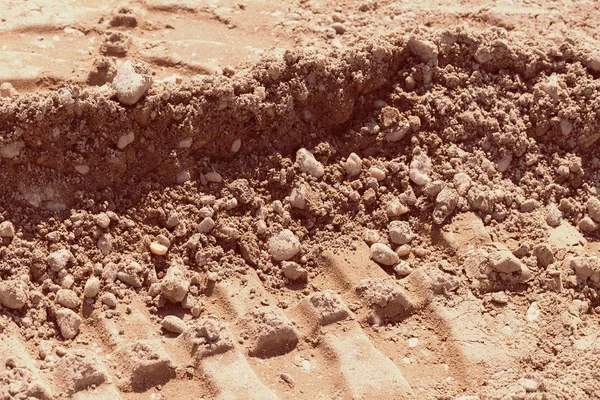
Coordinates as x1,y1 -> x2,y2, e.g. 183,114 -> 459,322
2,1 -> 600,399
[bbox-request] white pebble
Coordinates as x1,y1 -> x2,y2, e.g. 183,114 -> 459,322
47,249 -> 74,272
407,337 -> 419,348
113,60 -> 153,105
389,221 -> 414,245
385,120 -> 410,142
161,315 -> 187,334
161,265 -> 190,303
256,220 -> 267,234
526,302 -> 540,322
197,217 -> 215,233
178,138 -> 193,148
84,277 -> 101,298
409,153 -> 432,186
74,165 -> 90,175
101,293 -> 117,308
117,132 -> 135,149
56,308 -> 81,339
370,243 -> 399,266
268,229 -> 301,261
149,242 -> 168,255
369,167 -> 386,181
546,203 -> 562,227
560,119 -> 573,136
56,289 -> 80,309
345,153 -> 362,177
0,221 -> 15,238
231,138 -> 242,153
297,148 -> 324,178
177,170 -> 191,183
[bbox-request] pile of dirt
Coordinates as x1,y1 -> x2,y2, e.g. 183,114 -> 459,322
2,26 -> 600,399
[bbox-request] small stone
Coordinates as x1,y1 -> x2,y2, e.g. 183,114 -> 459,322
393,262 -> 413,277
100,293 -> 117,308
533,244 -> 554,268
0,221 -> 15,238
520,199 -> 539,213
587,50 -> 600,71
97,234 -> 112,256
229,179 -> 255,204
386,198 -> 409,217
268,230 -> 301,261
280,372 -> 295,388
433,188 -> 459,224
281,261 -> 308,282
74,165 -> 90,175
385,120 -> 410,142
56,289 -> 80,309
578,216 -> 598,233
149,242 -> 168,255
587,197 -> 600,222
330,23 -> 346,34
345,153 -> 362,177
84,277 -> 101,298
205,172 -> 223,183
0,82 -> 18,97
177,170 -> 191,183
370,243 -> 399,266
520,378 -> 539,393
231,138 -> 242,153
369,167 -> 386,181
0,280 -> 28,309
396,244 -> 411,257
47,249 -> 74,272
161,265 -> 190,303
56,309 -> 82,339
388,221 -> 414,245
112,60 -> 152,105
161,316 -> 187,334
197,217 -> 215,233
526,302 -> 540,322
546,203 -> 562,227
363,229 -> 381,245
407,37 -> 438,64
297,148 -> 325,178
94,213 -> 111,228
560,119 -> 573,136
166,212 -> 180,228
407,337 -> 419,348
409,153 -> 432,186
491,292 -> 509,305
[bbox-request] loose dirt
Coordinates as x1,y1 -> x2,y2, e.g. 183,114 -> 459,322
2,1 -> 600,399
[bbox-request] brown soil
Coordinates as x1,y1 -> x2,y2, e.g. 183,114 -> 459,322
2,1 -> 600,399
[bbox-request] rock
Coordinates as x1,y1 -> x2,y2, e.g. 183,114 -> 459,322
490,246 -> 525,274
47,249 -> 74,272
533,244 -> 554,268
113,60 -> 153,105
116,260 -> 145,288
396,244 -> 411,257
97,234 -> 113,256
229,179 -> 255,204
56,289 -> 80,309
149,242 -> 168,255
94,213 -> 111,228
546,203 -> 562,227
370,243 -> 399,266
268,229 -> 301,261
526,302 -> 540,322
56,309 -> 82,339
587,50 -> 600,72
161,316 -> 187,334
433,188 -> 459,224
386,198 -> 409,217
179,318 -> 234,358
369,167 -> 386,181
409,153 -> 432,186
587,197 -> 600,222
197,217 -> 215,233
520,199 -> 539,213
393,261 -> 413,277
0,221 -> 15,237
54,351 -> 108,394
0,82 -> 18,97
281,261 -> 308,282
100,293 -> 118,308
205,172 -> 223,183
520,378 -> 539,393
83,277 -> 101,298
345,153 -> 362,177
407,37 -> 438,64
453,172 -> 472,196
330,23 -> 346,34
161,265 -> 190,303
491,292 -> 509,305
578,216 -> 598,232
385,120 -> 410,142
296,148 -> 325,178
0,280 -> 28,309
388,221 -> 414,245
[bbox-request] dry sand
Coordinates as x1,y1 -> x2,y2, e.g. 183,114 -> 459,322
2,1 -> 600,399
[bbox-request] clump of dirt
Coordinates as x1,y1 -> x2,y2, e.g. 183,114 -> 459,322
2,27 -> 600,399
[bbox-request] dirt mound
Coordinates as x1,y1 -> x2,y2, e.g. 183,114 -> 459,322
2,26 -> 600,399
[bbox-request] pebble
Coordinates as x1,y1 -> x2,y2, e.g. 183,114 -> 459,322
407,37 -> 438,64
161,265 -> 190,303
409,153 -> 432,186
578,216 -> 597,232
149,241 -> 168,255
56,308 -> 82,339
0,221 -> 15,238
197,217 -> 216,233
407,337 -> 419,348
177,170 -> 191,183
388,221 -> 414,245
83,277 -> 101,298
330,23 -> 346,34
112,60 -> 153,105
587,196 -> 600,222
520,199 -> 539,213
161,315 -> 187,334
345,153 -> 362,177
229,179 -> 255,204
385,119 -> 410,142
520,378 -> 540,393
386,199 -> 409,217
588,50 -> 600,71
231,138 -> 242,153
433,188 -> 459,224
281,261 -> 308,282
0,82 -> 18,97
546,203 -> 562,227
205,172 -> 223,183
268,229 -> 301,261
491,292 -> 509,305
0,280 -> 28,309
370,243 -> 399,266
94,213 -> 111,228
363,229 -> 381,245
297,148 -> 325,178
47,249 -> 74,272
369,167 -> 386,181
393,262 -> 413,277
56,289 -> 80,309
396,244 -> 412,257
526,302 -> 540,322
100,293 -> 117,308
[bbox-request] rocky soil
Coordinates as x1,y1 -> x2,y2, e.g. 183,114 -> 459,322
2,1 -> 600,399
